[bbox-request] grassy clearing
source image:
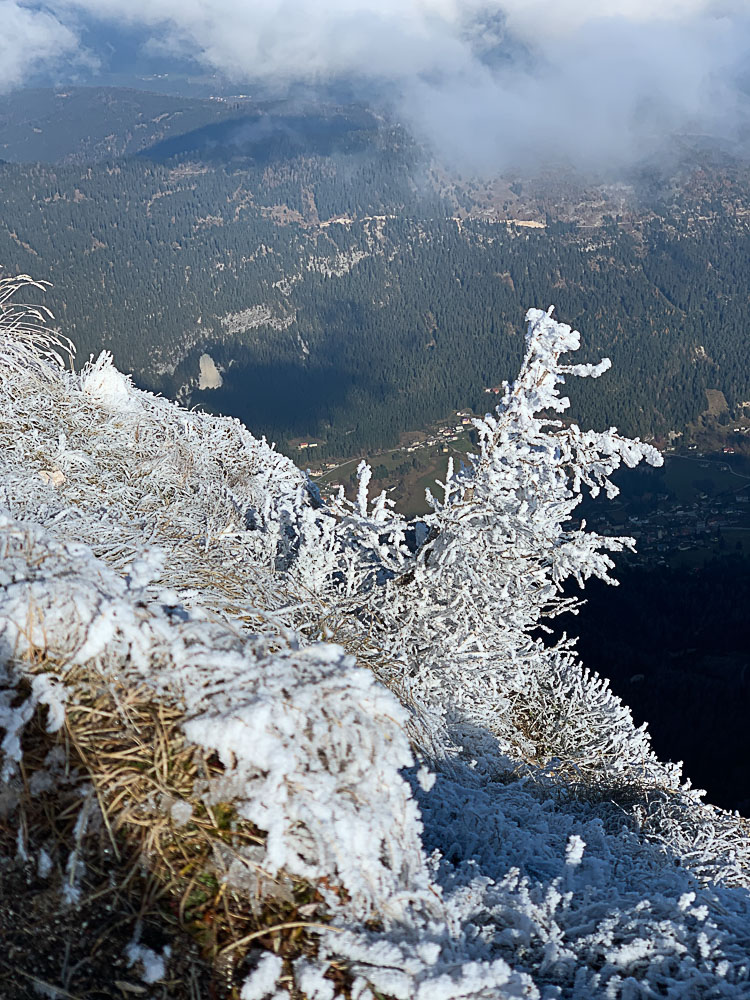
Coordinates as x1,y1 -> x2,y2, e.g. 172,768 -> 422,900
704,389 -> 729,417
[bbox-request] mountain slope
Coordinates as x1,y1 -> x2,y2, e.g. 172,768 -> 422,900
4,148 -> 750,458
1,276 -> 750,999
0,87 -> 242,164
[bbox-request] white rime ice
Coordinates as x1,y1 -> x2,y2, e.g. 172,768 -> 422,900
241,953 -> 285,1000
125,940 -> 169,985
1,281 -> 750,998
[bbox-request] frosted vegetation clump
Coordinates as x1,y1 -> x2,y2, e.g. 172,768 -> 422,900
1,275 -> 750,998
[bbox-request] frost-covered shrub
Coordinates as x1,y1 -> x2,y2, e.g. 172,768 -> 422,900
316,308 -> 666,779
1,278 -> 750,999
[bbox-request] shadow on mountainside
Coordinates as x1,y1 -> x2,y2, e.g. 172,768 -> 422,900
139,106 -> 378,166
571,558 -> 750,815
182,355 -> 391,452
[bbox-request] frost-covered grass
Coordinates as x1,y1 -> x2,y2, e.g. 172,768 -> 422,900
1,277 -> 750,999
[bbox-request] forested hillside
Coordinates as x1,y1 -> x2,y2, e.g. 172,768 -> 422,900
0,87 -> 241,163
1,88 -> 750,459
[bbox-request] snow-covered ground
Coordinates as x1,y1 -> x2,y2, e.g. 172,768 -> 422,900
1,277 -> 749,998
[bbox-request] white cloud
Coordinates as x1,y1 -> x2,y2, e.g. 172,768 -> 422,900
48,0 -> 471,81
402,7 -> 750,171
0,2 -> 86,92
497,0 -> 737,37
7,1 -> 750,170
45,0 -> 743,73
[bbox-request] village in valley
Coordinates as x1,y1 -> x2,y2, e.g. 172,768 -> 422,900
574,449 -> 750,569
300,405 -> 750,568
299,408 -> 475,514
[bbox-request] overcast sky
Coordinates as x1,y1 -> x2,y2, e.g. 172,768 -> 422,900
4,1 -> 749,171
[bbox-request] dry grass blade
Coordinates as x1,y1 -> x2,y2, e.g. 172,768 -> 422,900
0,273 -> 75,375
218,920 -> 342,957
6,653 -> 336,997
9,967 -> 86,1000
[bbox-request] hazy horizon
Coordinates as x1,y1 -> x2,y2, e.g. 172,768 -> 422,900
4,2 -> 750,173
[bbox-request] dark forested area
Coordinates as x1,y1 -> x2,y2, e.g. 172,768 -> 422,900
1,88 -> 750,461
573,559 -> 750,814
0,87 -> 241,164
